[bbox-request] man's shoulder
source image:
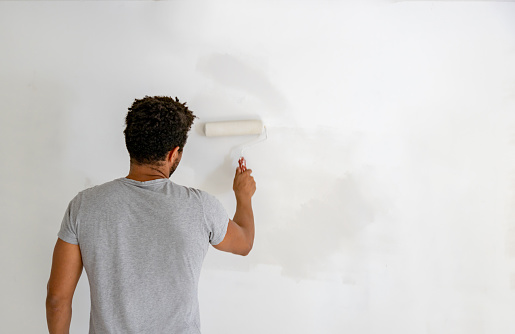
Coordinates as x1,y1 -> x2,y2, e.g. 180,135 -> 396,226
169,182 -> 223,207
82,178 -> 122,194
69,178 -> 124,204
170,181 -> 205,200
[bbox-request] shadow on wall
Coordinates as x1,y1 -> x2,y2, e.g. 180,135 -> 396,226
257,175 -> 381,279
198,153 -> 236,195
197,53 -> 288,111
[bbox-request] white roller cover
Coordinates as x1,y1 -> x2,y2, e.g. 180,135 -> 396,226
204,120 -> 264,137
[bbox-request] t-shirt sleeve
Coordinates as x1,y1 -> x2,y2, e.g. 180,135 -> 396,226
57,194 -> 82,245
200,191 -> 230,245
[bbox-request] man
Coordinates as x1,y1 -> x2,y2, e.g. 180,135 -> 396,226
46,96 -> 256,333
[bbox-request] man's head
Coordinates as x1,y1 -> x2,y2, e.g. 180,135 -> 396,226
124,96 -> 196,175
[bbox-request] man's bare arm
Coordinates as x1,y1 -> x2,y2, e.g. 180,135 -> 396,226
46,238 -> 83,334
213,167 -> 256,256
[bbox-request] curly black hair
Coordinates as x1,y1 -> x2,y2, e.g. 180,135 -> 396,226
124,96 -> 196,165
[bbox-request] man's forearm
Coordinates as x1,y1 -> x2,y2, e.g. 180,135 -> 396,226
46,298 -> 72,334
233,197 -> 255,248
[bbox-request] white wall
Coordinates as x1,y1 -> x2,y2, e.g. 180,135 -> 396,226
1,1 -> 515,333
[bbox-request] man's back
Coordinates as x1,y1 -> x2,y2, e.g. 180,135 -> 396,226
58,178 -> 228,334
46,96 -> 256,334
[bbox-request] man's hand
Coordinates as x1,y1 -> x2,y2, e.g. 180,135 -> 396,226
233,166 -> 256,202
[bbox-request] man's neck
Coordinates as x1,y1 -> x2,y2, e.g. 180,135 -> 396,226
126,163 -> 169,182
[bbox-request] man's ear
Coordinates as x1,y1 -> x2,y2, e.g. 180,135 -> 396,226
167,146 -> 181,163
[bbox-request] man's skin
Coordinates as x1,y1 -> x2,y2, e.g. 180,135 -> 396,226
46,146 -> 256,333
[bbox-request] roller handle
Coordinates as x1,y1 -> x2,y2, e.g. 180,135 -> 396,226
238,157 -> 247,172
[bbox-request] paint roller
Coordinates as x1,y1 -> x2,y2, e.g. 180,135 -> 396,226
203,120 -> 267,171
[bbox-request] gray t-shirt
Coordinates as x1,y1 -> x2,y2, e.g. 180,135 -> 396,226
58,177 -> 229,334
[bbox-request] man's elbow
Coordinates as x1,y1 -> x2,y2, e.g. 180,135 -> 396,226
46,294 -> 67,311
238,241 -> 253,256
46,286 -> 71,311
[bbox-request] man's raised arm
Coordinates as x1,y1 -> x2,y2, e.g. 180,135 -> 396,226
213,167 -> 256,256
